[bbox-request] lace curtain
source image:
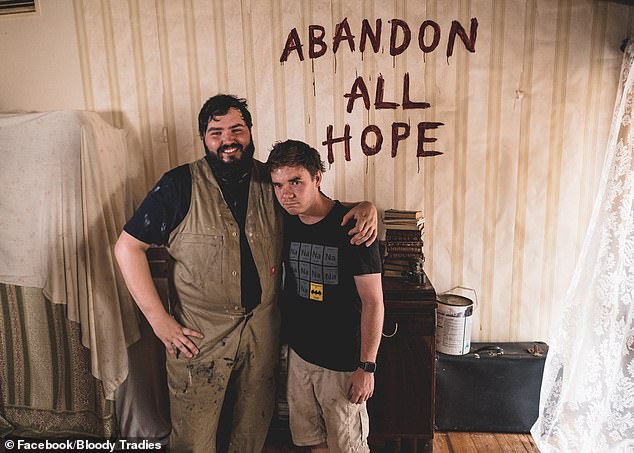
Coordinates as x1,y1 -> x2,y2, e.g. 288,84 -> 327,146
531,42 -> 634,452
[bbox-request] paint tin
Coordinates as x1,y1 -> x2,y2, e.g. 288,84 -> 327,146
436,290 -> 475,355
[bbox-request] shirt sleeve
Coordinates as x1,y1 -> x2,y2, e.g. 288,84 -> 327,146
342,215 -> 383,276
123,164 -> 192,246
349,240 -> 382,275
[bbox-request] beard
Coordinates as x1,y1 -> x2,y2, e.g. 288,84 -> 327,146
205,139 -> 255,183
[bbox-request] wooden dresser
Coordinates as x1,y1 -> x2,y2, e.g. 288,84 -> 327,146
368,276 -> 437,453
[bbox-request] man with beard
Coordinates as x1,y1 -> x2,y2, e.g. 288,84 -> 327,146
114,95 -> 377,453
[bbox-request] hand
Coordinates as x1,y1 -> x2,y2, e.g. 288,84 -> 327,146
347,369 -> 374,404
149,312 -> 204,359
342,201 -> 378,246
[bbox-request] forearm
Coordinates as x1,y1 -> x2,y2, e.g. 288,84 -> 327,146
360,295 -> 384,362
355,274 -> 384,362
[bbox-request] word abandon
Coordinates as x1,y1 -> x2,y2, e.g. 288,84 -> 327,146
279,17 -> 479,161
280,17 -> 478,62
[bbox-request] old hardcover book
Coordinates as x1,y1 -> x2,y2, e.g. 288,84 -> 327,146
383,209 -> 424,220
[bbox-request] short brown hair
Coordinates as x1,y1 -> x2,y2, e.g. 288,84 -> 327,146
266,140 -> 326,179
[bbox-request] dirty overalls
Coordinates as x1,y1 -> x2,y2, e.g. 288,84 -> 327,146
166,158 -> 283,452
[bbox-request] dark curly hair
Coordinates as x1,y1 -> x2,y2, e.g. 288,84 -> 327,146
198,94 -> 253,138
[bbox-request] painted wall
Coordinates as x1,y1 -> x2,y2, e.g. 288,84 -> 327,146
2,0 -> 633,343
0,0 -> 84,111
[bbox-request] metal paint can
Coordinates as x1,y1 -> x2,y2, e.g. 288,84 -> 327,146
436,292 -> 474,355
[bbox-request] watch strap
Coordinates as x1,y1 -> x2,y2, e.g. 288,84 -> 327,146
358,361 -> 377,373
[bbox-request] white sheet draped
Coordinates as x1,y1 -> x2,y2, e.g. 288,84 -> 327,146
0,110 -> 140,400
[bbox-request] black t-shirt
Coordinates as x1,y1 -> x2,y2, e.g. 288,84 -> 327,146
282,201 -> 382,372
123,156 -> 262,311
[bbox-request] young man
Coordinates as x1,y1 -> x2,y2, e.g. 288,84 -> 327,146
114,95 -> 378,453
267,140 -> 384,453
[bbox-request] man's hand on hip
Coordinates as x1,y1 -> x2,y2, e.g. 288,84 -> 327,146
149,312 -> 204,359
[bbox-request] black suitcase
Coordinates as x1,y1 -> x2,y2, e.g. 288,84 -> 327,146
435,342 -> 548,433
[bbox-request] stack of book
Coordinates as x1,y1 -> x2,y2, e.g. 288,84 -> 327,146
382,209 -> 424,279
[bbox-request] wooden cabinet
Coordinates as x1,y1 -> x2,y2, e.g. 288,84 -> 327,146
368,276 -> 437,453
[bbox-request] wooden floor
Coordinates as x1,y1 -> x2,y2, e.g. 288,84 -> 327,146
434,432 -> 539,452
264,432 -> 540,452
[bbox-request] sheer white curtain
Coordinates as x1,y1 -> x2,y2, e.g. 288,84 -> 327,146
531,41 -> 634,453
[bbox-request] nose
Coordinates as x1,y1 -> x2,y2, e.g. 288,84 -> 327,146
281,186 -> 294,200
220,129 -> 233,145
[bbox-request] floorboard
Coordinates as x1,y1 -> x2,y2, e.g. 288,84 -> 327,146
264,432 -> 539,452
433,432 -> 540,453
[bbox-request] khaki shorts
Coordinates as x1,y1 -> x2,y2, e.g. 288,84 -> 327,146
287,348 -> 370,453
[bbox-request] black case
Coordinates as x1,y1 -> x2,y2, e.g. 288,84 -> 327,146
435,342 -> 548,433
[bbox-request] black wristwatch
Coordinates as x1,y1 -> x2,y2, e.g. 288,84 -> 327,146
358,361 -> 377,373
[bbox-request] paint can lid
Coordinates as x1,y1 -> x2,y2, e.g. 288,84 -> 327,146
437,293 -> 473,307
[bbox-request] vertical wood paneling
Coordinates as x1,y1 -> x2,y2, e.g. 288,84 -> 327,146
393,0 -> 407,209
100,0 -> 123,128
480,0 -> 504,339
271,0 -> 288,145
451,0 -> 471,294
331,0 -> 346,200
128,0 -> 153,193
362,1 -> 377,205
280,3 -> 307,149
72,0 -> 94,111
309,0 -> 336,198
212,0 -> 228,92
372,1 -> 398,213
184,0 -> 202,146
490,2 -> 523,341
510,0 -> 536,340
81,1 -> 113,123
222,0 -> 248,103
424,0 -> 438,277
155,0 -> 178,168
340,1 -> 367,203
301,0 -> 318,150
194,0 -> 221,109
69,0 -> 631,342
164,1 -> 198,164
577,3 -> 606,257
403,0 -> 427,213
239,0 -> 260,157
540,0 -> 572,339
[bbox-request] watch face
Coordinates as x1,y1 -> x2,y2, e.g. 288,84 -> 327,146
360,362 -> 376,372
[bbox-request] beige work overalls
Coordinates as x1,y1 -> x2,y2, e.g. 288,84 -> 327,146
166,158 -> 283,452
